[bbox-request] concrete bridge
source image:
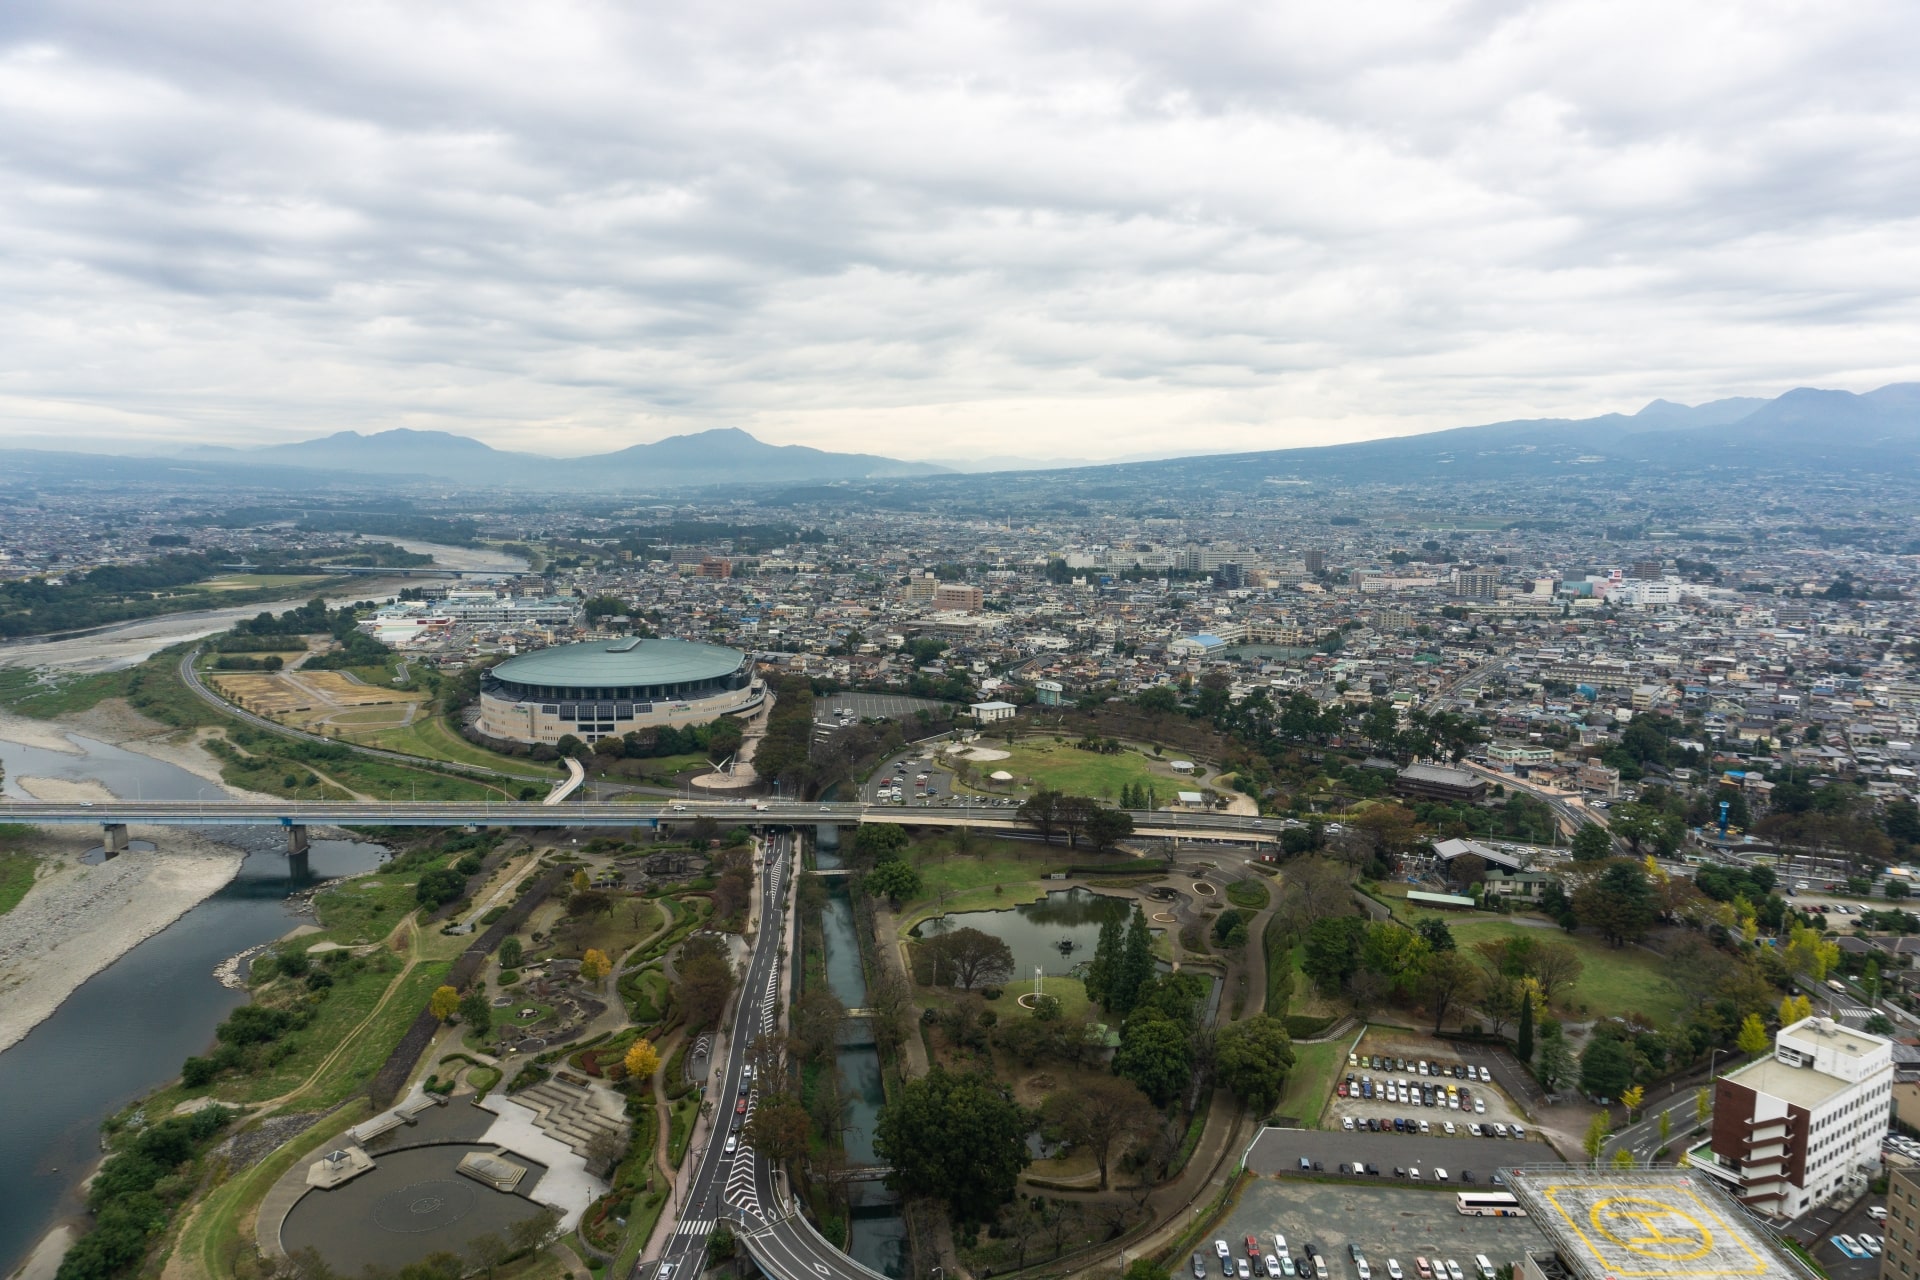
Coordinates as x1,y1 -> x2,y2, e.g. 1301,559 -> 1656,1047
0,799 -> 1280,866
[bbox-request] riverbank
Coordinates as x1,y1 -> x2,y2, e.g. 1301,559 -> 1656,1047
0,780 -> 246,1055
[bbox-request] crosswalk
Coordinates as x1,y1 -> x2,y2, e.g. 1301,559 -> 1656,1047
675,1219 -> 715,1236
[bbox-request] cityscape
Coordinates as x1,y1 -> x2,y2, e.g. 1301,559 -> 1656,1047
3,11 -> 1920,1280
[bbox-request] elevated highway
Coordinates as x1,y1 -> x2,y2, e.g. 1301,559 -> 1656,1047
0,797 -> 1281,855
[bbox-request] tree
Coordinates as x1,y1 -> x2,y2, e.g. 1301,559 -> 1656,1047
1611,1148 -> 1637,1170
1530,941 -> 1583,1007
874,1067 -> 1032,1221
567,889 -> 611,918
742,1093 -> 813,1163
792,986 -> 847,1062
1736,1013 -> 1771,1056
1584,1112 -> 1611,1163
1779,993 -> 1812,1026
675,933 -> 737,1029
1415,917 -> 1457,953
1620,1084 -> 1645,1121
460,990 -> 492,1036
852,823 -> 909,864
1580,1035 -> 1633,1100
1782,924 -> 1837,980
1041,1076 -> 1158,1190
571,869 -> 591,893
1112,1014 -> 1193,1106
1215,1015 -> 1297,1114
1018,789 -> 1066,844
1571,823 -> 1613,863
623,1037 -> 660,1081
1536,1020 -> 1572,1090
579,948 -> 611,982
1302,915 -> 1365,995
924,926 -> 1016,990
499,937 -> 523,969
415,867 -> 467,909
1085,914 -> 1122,1010
1515,989 -> 1535,1064
1658,1110 -> 1671,1145
430,985 -> 461,1021
1086,806 -> 1135,851
866,858 -> 921,904
1420,950 -> 1481,1033
1572,860 -> 1657,946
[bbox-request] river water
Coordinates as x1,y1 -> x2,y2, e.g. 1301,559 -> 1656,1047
0,734 -> 388,1277
809,843 -> 906,1278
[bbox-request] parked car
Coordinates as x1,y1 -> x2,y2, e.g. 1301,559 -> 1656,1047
1194,1255 -> 1208,1280
1217,1242 -> 1233,1260
1435,1168 -> 1448,1182
1445,1261 -> 1465,1280
1343,1116 -> 1356,1131
1414,1260 -> 1431,1280
1274,1235 -> 1290,1258
1239,1261 -> 1251,1279
1387,1263 -> 1403,1280
1248,1237 -> 1263,1258
1266,1258 -> 1284,1277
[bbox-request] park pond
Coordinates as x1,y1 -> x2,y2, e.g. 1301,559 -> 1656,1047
909,886 -> 1135,980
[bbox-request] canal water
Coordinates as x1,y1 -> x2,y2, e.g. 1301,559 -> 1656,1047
809,841 -> 906,1277
0,732 -> 388,1277
909,886 -> 1132,979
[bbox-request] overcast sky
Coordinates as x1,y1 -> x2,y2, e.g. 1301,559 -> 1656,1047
3,1 -> 1918,462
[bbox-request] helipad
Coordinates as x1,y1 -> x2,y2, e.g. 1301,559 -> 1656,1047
1506,1170 -> 1814,1280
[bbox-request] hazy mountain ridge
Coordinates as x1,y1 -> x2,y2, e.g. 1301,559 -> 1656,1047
183,426 -> 951,487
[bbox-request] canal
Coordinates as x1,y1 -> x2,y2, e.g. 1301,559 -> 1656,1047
810,838 -> 907,1278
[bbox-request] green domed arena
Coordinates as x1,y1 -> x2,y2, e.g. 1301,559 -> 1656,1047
476,636 -> 761,745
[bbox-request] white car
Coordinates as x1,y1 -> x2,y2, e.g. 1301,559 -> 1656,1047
1479,1066 -> 1492,1082
1217,1242 -> 1233,1260
1511,1124 -> 1526,1139
1266,1258 -> 1284,1277
1474,1099 -> 1486,1114
1435,1168 -> 1448,1182
1387,1263 -> 1403,1280
1446,1262 -> 1465,1280
724,1135 -> 738,1154
1419,1119 -> 1431,1134
1870,1207 -> 1890,1222
1862,1236 -> 1883,1256
1274,1235 -> 1290,1258
1356,1263 -> 1371,1280
1443,1121 -> 1456,1135
1342,1116 -> 1356,1131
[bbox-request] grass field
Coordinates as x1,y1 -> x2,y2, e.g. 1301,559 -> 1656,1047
969,741 -> 1180,801
0,666 -> 132,718
0,851 -> 37,917
358,714 -> 552,779
903,831 -> 1102,904
1445,919 -> 1686,1022
1272,1036 -> 1347,1127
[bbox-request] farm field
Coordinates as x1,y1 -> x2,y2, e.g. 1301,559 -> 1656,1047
210,668 -> 428,732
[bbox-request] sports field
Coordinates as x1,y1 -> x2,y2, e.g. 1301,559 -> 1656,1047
962,740 -> 1193,802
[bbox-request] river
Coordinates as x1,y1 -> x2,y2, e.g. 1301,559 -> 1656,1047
810,841 -> 907,1279
0,540 -> 527,675
0,734 -> 389,1278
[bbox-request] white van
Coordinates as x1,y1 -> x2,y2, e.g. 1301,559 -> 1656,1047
1474,1257 -> 1496,1280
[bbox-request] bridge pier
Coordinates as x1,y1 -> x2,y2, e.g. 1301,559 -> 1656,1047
102,823 -> 131,857
285,823 -> 311,855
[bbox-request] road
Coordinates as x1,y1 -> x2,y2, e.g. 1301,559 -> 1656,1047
1605,1086 -> 1711,1161
0,797 -> 1284,844
648,831 -> 890,1280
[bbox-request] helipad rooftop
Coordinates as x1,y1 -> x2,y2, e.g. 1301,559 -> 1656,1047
1505,1169 -> 1816,1280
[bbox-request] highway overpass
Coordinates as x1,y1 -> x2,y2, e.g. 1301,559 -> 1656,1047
0,797 -> 1281,858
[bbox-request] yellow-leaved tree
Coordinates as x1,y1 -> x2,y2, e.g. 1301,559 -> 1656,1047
1620,1084 -> 1644,1120
572,869 -> 591,893
580,949 -> 611,982
1779,994 -> 1813,1026
1736,1012 -> 1771,1055
623,1037 -> 660,1082
1783,925 -> 1837,981
430,985 -> 461,1021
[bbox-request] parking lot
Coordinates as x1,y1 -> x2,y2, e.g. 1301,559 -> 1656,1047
1325,1036 -> 1537,1144
816,693 -> 952,725
1205,1178 -> 1545,1280
1247,1128 -> 1530,1183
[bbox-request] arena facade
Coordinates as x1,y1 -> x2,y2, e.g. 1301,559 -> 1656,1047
476,636 -> 761,746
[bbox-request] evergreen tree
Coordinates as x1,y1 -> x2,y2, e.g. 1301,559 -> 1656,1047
1085,915 -> 1122,1009
1114,906 -> 1155,1016
1516,988 -> 1535,1065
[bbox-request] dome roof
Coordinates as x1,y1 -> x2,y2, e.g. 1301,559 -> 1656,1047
491,637 -> 745,688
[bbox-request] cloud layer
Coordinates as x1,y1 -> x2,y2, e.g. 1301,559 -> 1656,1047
3,0 -> 1918,460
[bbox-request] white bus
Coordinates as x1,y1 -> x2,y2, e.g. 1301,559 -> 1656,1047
1456,1192 -> 1525,1218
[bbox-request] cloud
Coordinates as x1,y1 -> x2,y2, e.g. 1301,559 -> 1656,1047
1,0 -> 1918,461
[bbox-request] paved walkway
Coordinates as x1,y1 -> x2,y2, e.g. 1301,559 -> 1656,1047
870,903 -> 931,1077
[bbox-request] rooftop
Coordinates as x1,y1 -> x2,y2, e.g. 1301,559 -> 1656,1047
490,636 -> 745,688
1719,1056 -> 1855,1110
1506,1168 -> 1816,1280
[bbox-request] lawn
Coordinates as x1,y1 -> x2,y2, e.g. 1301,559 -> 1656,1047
1272,1036 -> 1348,1127
1446,919 -> 1687,1023
547,895 -> 665,962
903,831 -> 1130,907
1001,975 -> 1092,1023
359,713 -> 553,780
968,741 -> 1177,802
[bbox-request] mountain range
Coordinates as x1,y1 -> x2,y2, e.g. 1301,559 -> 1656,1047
1,381 -> 1916,493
